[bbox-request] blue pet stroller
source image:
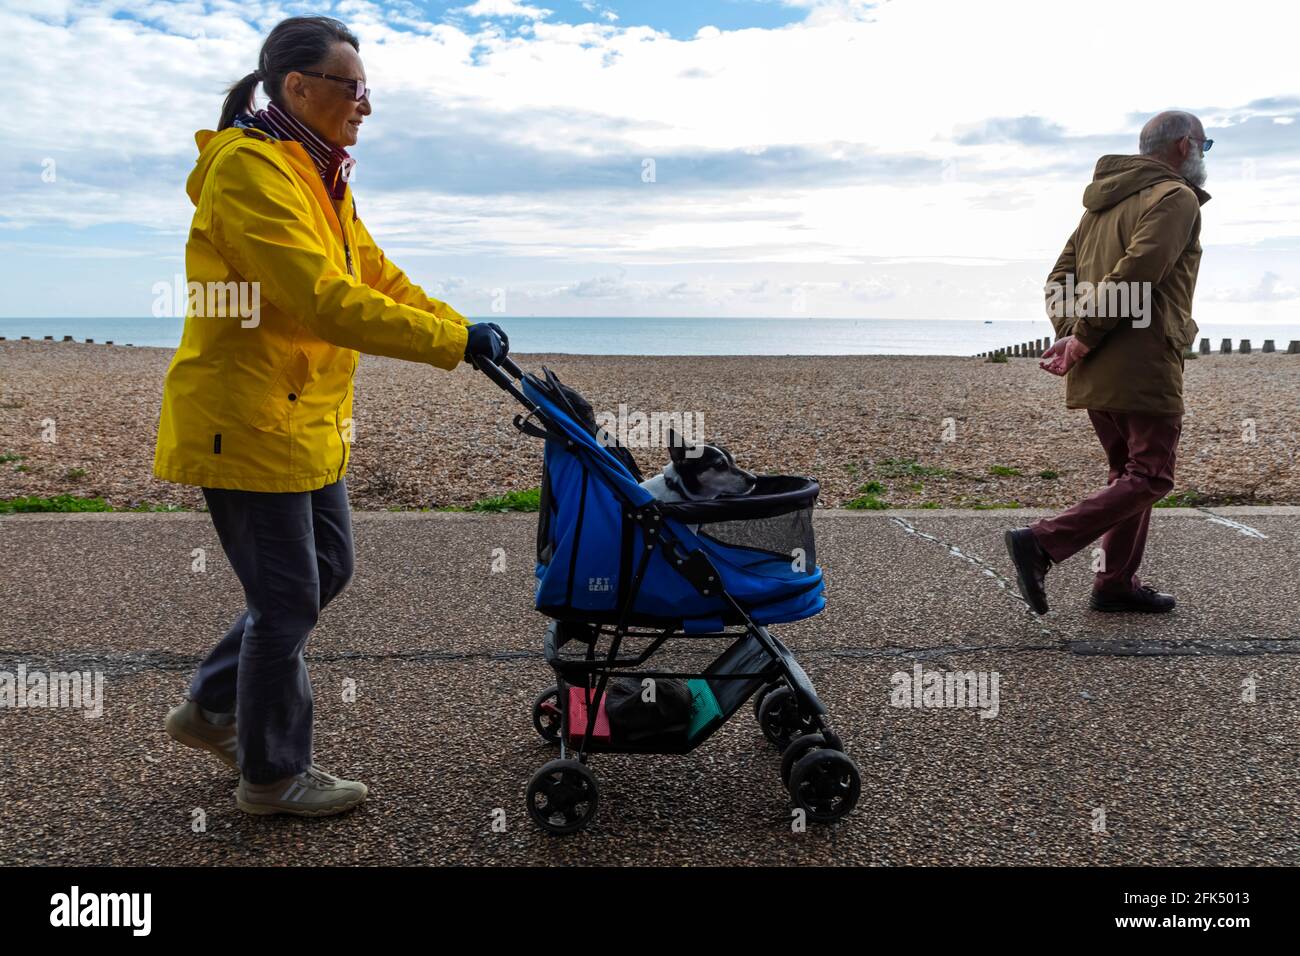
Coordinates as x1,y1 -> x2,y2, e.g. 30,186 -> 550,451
475,353 -> 860,834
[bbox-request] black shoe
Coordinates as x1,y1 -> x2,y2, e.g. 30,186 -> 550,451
1004,528 -> 1051,614
1089,585 -> 1175,614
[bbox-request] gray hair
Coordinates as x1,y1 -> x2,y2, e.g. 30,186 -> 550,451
1140,111 -> 1199,156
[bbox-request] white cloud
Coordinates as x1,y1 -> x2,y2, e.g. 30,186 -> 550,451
0,241 -> 153,259
579,0 -> 616,21
843,278 -> 893,301
450,0 -> 551,20
567,274 -> 630,298
1205,271 -> 1300,303
3,0 -> 1300,321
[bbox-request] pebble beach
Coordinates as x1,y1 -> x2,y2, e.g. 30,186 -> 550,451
1,339 -> 1297,511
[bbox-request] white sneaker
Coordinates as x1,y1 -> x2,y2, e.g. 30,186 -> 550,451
236,765 -> 369,817
164,699 -> 238,770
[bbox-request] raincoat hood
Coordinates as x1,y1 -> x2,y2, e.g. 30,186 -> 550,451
185,127 -> 322,206
186,129 -> 241,206
1082,154 -> 1210,212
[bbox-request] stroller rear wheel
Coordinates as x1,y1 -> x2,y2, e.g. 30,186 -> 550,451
789,749 -> 860,823
527,759 -> 599,835
752,679 -> 785,722
758,686 -> 817,748
531,685 -> 562,744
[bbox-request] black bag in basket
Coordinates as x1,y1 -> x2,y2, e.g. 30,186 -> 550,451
605,676 -> 693,742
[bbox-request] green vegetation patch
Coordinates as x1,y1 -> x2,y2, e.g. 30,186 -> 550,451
1154,490 -> 1206,508
877,458 -> 952,480
0,495 -> 112,514
439,487 -> 542,513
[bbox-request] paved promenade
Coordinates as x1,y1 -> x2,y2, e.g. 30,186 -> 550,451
1,508 -> 1296,865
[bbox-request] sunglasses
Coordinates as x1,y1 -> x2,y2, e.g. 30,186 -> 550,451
298,71 -> 370,102
1190,135 -> 1214,153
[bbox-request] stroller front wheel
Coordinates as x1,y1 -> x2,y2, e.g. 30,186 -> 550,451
752,679 -> 786,722
527,759 -> 599,835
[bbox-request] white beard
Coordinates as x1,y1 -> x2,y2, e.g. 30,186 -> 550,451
1180,149 -> 1207,188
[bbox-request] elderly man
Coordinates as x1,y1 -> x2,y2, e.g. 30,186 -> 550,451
1005,110 -> 1211,615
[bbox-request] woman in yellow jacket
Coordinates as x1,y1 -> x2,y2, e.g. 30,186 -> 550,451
157,16 -> 509,817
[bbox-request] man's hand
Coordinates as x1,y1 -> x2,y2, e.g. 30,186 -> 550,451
1039,334 -> 1091,376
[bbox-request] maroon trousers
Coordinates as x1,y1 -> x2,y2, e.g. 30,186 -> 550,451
1030,410 -> 1182,594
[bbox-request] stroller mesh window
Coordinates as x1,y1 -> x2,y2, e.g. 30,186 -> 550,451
656,474 -> 822,573
696,505 -> 816,569
536,462 -> 555,565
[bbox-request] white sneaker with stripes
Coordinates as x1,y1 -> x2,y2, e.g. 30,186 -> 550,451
237,765 -> 369,817
164,699 -> 239,770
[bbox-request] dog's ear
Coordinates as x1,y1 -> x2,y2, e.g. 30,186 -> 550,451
667,427 -> 687,465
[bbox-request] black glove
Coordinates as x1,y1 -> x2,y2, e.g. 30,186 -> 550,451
485,321 -> 509,354
463,322 -> 509,366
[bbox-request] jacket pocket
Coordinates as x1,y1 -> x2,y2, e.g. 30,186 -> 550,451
1164,313 -> 1198,354
246,347 -> 311,433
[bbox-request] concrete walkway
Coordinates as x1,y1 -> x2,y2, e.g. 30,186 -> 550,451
1,508 -> 1297,865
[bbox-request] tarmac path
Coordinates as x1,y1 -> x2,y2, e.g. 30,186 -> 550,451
1,508 -> 1297,865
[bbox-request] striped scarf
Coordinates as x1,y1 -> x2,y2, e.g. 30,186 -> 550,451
234,101 -> 355,201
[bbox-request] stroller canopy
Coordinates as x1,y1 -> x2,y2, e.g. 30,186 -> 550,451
522,369 -> 825,632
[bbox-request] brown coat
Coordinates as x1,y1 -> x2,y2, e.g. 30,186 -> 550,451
1045,155 -> 1210,415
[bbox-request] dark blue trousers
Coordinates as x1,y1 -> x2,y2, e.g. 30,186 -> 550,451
189,478 -> 354,784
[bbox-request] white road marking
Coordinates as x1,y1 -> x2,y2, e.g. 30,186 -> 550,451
1200,510 -> 1268,539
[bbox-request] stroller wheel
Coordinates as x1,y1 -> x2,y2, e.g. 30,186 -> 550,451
758,686 -> 817,748
780,733 -> 827,788
527,759 -> 599,835
751,680 -> 785,722
531,685 -> 562,745
789,749 -> 860,824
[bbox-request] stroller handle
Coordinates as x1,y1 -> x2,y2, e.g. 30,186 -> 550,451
470,350 -> 535,411
497,353 -> 525,380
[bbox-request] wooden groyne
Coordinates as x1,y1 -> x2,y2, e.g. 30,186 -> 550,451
979,337 -> 1300,358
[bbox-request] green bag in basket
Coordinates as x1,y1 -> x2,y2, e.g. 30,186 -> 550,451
686,679 -> 724,742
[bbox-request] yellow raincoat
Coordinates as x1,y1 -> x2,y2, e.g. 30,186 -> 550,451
153,126 -> 470,492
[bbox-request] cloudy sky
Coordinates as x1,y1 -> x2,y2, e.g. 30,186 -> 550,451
3,0 -> 1299,322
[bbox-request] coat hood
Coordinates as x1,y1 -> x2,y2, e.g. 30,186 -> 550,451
1082,154 -> 1211,212
185,127 -> 297,206
186,129 -> 237,205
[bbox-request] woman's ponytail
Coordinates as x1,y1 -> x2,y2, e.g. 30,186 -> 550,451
215,17 -> 359,131
218,71 -> 262,131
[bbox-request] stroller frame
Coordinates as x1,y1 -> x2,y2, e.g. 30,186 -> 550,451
474,353 -> 859,834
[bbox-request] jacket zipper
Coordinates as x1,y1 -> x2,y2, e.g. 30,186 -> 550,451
335,354 -> 356,473
335,231 -> 357,482
259,143 -> 357,485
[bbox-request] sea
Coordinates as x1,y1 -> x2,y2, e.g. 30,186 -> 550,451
1,316 -> 1296,357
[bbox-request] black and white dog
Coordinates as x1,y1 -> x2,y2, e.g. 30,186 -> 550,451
639,428 -> 757,515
